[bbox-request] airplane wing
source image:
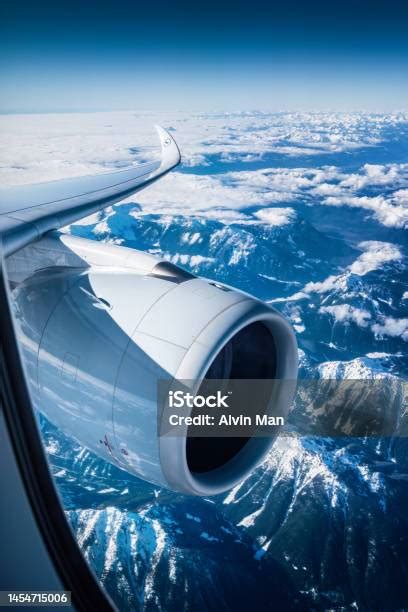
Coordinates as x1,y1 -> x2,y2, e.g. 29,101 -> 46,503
0,125 -> 180,256
1,118 -> 298,500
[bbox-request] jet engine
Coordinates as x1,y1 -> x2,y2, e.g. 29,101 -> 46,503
8,233 -> 298,496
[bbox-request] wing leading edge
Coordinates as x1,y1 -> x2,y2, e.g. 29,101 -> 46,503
0,126 -> 180,256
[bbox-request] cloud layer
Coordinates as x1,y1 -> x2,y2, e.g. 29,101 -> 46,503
1,110 -> 407,229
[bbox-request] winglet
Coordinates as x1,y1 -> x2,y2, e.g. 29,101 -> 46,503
155,125 -> 181,173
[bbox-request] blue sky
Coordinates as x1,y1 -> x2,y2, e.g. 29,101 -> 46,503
1,0 -> 407,113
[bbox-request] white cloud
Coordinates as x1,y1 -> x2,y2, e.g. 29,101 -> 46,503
268,291 -> 308,304
131,167 -> 313,219
319,304 -> 372,327
303,275 -> 340,294
392,189 -> 408,204
310,162 -> 408,229
348,241 -> 402,275
255,207 -> 296,226
322,194 -> 408,229
189,255 -> 215,266
371,317 -> 408,341
311,183 -> 344,197
1,109 -> 406,185
132,172 -> 273,215
339,163 -> 406,190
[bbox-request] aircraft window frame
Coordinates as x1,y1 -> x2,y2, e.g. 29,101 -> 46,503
0,246 -> 115,612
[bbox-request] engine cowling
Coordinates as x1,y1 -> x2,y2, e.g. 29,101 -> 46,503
9,234 -> 298,496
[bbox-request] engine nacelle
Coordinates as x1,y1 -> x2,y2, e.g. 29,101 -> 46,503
9,234 -> 298,496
